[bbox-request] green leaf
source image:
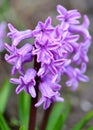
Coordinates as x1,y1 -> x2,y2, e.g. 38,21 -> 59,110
71,110 -> 93,130
10,118 -> 19,126
0,113 -> 11,130
0,79 -> 13,114
53,114 -> 63,130
19,126 -> 25,130
61,102 -> 71,128
46,102 -> 64,130
46,101 -> 71,130
54,102 -> 71,130
87,126 -> 93,130
18,91 -> 31,130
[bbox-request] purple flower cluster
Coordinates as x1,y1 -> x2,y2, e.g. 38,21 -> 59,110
5,5 -> 91,109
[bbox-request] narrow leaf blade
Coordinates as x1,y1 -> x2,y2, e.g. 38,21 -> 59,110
19,126 -> 25,130
71,110 -> 93,130
0,113 -> 11,130
18,91 -> 31,130
0,79 -> 13,113
53,101 -> 71,130
53,115 -> 63,130
46,103 -> 70,130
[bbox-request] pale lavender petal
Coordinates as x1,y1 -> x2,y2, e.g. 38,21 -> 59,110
71,80 -> 78,91
73,53 -> 80,61
66,35 -> 79,43
18,43 -> 33,56
8,23 -> 17,32
45,16 -> 52,27
66,80 -> 73,87
54,59 -> 66,66
11,66 -> 16,75
57,5 -> 67,15
15,57 -> 22,69
78,74 -> 89,82
10,78 -> 20,84
35,98 -> 44,107
81,63 -> 87,73
43,98 -> 51,110
55,96 -> 64,102
37,66 -> 45,76
38,22 -> 44,29
16,85 -> 24,94
24,68 -> 36,83
65,43 -> 73,52
29,85 -> 36,98
4,43 -> 14,53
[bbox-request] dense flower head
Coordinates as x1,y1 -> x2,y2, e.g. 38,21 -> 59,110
4,5 -> 91,109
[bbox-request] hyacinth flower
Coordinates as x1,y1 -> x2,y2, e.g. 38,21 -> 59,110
64,65 -> 89,91
10,68 -> 36,98
4,4 -> 91,130
32,16 -> 54,40
69,15 -> 91,41
0,21 -> 6,52
35,81 -> 64,110
5,43 -> 33,75
72,38 -> 91,64
7,23 -> 32,46
35,73 -> 63,109
32,38 -> 62,64
56,5 -> 81,25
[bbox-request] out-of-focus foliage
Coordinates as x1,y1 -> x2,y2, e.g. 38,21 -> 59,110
0,78 -> 92,130
19,125 -> 25,130
46,102 -> 71,130
87,126 -> 93,130
0,113 -> 11,130
18,91 -> 31,130
0,80 -> 13,114
71,110 -> 93,130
